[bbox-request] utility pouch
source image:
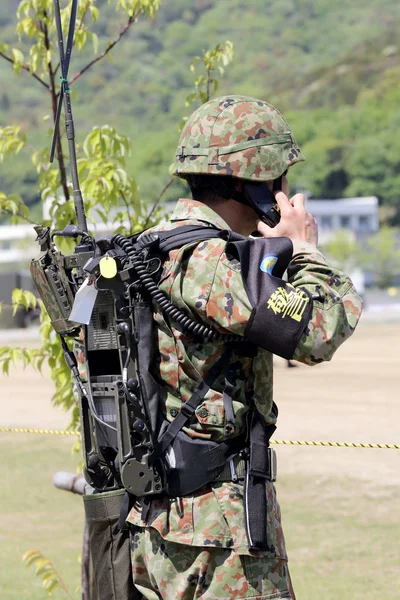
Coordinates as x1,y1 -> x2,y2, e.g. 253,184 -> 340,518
83,489 -> 139,600
163,429 -> 242,497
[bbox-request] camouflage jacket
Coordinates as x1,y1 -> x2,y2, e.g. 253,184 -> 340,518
127,197 -> 363,555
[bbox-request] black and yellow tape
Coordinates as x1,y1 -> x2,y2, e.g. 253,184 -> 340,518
0,427 -> 399,449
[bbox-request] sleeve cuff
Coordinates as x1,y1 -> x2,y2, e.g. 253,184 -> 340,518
292,240 -> 322,256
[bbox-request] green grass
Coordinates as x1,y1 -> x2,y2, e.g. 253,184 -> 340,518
0,434 -> 84,600
277,474 -> 399,599
0,434 -> 398,599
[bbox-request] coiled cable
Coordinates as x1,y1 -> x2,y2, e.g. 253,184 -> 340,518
112,234 -> 243,343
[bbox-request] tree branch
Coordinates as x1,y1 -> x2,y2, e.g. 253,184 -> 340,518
143,176 -> 175,229
69,17 -> 135,86
119,190 -> 134,234
0,207 -> 39,226
0,51 -> 50,90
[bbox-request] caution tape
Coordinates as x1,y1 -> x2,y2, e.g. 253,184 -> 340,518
0,427 -> 399,449
0,427 -> 79,436
270,440 -> 400,450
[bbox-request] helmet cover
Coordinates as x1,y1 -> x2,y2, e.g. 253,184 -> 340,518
174,95 -> 305,182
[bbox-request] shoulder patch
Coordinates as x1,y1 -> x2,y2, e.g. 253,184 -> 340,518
260,254 -> 278,274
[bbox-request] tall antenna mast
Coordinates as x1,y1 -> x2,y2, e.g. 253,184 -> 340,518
51,0 -> 88,233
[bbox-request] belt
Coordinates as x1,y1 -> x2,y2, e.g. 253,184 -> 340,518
212,455 -> 246,482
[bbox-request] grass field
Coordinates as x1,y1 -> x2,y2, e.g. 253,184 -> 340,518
0,318 -> 399,599
0,435 -> 83,600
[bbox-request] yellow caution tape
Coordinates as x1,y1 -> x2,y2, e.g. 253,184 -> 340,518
0,427 -> 79,436
0,427 -> 399,449
270,440 -> 400,450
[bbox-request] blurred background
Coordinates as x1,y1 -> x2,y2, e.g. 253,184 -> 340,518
0,1 -> 399,599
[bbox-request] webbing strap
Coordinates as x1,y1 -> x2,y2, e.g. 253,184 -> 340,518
222,346 -> 235,434
198,437 -> 243,473
245,414 -> 277,550
156,225 -> 225,254
177,133 -> 293,158
157,381 -> 210,454
157,349 -> 231,455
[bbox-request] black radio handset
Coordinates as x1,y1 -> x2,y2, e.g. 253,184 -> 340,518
243,177 -> 282,228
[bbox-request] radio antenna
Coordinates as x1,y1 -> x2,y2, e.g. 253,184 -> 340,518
50,0 -> 88,233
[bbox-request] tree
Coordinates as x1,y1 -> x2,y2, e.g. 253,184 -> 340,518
0,0 -> 162,429
361,227 -> 400,288
321,229 -> 363,272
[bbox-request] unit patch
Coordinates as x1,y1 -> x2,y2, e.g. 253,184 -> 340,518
267,286 -> 309,322
260,254 -> 278,274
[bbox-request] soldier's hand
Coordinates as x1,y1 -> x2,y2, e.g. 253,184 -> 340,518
257,191 -> 318,246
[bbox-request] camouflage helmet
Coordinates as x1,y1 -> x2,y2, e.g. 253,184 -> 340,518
173,95 -> 305,182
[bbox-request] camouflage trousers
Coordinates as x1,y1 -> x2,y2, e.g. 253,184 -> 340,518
129,525 -> 295,600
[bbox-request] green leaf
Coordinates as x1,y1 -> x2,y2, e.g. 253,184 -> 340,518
2,357 -> 11,375
12,289 -> 23,315
22,549 -> 42,566
91,32 -> 99,54
11,48 -> 24,74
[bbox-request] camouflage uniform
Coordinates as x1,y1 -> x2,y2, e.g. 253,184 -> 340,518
126,96 -> 363,599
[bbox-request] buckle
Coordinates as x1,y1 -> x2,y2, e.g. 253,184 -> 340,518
180,403 -> 195,420
248,448 -> 277,482
267,448 -> 277,482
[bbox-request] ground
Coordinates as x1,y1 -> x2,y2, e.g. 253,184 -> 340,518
0,316 -> 399,599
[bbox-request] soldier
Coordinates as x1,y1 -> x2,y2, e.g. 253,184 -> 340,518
126,95 -> 363,599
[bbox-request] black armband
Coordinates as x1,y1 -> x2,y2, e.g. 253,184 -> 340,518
226,236 -> 313,359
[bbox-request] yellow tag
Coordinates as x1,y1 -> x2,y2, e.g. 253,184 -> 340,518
99,256 -> 117,279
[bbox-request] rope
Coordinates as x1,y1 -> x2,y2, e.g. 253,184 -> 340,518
0,427 -> 399,449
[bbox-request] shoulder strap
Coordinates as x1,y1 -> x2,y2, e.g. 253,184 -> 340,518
156,225 -> 227,254
136,225 -> 245,256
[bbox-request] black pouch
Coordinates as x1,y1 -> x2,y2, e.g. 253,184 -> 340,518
164,430 -> 242,497
83,489 -> 140,600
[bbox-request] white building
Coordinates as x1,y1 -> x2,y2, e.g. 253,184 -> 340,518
306,196 -> 379,242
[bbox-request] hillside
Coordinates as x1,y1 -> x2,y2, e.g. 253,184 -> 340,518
1,0 -> 400,216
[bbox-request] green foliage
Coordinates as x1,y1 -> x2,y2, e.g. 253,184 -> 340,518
321,230 -> 363,272
361,227 -> 400,288
22,549 -> 73,597
14,0 -> 99,77
11,288 -> 38,314
0,125 -> 26,162
0,0 -> 234,440
116,0 -> 162,19
186,41 -> 234,107
1,0 -> 400,212
79,125 -> 144,234
0,0 -> 163,433
0,191 -> 30,223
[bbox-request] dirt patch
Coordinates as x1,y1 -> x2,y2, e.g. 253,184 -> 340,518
0,361 -> 70,429
274,320 -> 400,485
